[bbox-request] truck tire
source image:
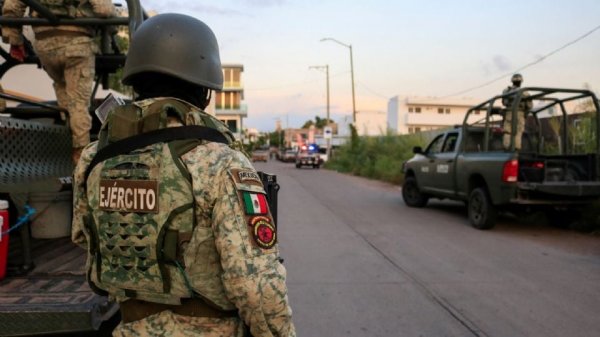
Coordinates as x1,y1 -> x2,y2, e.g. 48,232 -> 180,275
402,176 -> 428,207
468,187 -> 497,230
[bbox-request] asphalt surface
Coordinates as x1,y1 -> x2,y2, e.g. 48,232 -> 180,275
253,160 -> 600,337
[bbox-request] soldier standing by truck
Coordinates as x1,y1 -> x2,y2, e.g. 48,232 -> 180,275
502,73 -> 533,150
1,0 -> 116,164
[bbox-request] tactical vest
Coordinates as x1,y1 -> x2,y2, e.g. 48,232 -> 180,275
38,0 -> 94,18
85,98 -> 236,308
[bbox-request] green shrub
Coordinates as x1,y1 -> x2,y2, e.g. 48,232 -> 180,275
325,131 -> 428,184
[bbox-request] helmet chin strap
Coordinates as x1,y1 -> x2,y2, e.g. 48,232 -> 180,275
200,89 -> 212,110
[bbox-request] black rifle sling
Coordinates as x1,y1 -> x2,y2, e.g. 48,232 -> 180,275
84,125 -> 229,182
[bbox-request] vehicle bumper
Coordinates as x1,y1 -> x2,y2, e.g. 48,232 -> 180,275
511,181 -> 600,205
297,158 -> 318,166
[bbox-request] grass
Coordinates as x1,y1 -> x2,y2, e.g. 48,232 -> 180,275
325,129 -> 427,185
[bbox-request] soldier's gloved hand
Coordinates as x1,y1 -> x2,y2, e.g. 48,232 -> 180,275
9,44 -> 26,62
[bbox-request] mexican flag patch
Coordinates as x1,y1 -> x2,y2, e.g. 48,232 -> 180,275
242,192 -> 269,215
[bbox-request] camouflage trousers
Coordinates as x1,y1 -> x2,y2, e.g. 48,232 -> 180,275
0,84 -> 5,111
34,35 -> 96,148
503,109 -> 526,150
113,310 -> 245,337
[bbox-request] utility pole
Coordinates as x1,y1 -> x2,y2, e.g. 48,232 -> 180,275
321,37 -> 356,125
309,65 -> 331,159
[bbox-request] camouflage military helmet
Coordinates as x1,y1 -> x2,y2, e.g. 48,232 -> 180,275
511,73 -> 523,86
122,13 -> 223,90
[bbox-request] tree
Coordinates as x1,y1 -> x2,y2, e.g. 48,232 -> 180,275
108,35 -> 131,94
269,131 -> 282,148
302,116 -> 334,129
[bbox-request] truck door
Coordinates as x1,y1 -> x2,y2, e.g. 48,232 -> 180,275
430,132 -> 459,195
418,134 -> 445,192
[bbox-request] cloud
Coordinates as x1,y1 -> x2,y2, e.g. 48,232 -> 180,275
492,55 -> 512,72
141,1 -> 244,16
242,0 -> 285,7
187,4 -> 244,16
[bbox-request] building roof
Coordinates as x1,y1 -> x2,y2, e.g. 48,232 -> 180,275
222,64 -> 244,71
391,95 -> 478,107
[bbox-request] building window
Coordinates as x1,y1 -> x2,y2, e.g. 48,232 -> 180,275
415,127 -> 421,132
216,91 -> 241,110
223,67 -> 242,88
226,120 -> 238,132
415,107 -> 421,113
438,108 -> 444,114
408,107 -> 413,113
445,108 -> 451,114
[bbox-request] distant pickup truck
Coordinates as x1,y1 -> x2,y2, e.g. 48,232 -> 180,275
251,149 -> 269,162
295,150 -> 321,169
402,87 -> 600,229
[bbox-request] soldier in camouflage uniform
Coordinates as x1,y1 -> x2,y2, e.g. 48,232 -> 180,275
71,14 -> 296,337
502,73 -> 533,150
1,0 -> 116,163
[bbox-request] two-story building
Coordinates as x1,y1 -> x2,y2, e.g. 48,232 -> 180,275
387,96 -> 479,135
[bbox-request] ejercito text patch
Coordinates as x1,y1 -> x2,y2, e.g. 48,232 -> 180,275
99,179 -> 159,213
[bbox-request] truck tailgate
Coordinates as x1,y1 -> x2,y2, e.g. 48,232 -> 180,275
0,237 -> 117,336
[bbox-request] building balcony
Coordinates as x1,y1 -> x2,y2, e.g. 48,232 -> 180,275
222,81 -> 243,91
215,104 -> 248,117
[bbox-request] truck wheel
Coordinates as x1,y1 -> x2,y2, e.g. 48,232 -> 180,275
402,176 -> 428,207
468,187 -> 497,230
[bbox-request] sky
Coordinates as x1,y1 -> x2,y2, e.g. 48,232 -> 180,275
123,0 -> 600,131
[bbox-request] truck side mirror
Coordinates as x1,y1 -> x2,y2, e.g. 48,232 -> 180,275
413,146 -> 423,154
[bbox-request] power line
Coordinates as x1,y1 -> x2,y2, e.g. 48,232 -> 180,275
245,70 -> 348,91
442,23 -> 600,98
356,81 -> 390,100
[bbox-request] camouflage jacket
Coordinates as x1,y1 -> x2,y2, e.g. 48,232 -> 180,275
1,0 -> 115,45
72,98 -> 296,337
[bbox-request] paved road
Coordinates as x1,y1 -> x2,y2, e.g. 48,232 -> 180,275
254,160 -> 600,337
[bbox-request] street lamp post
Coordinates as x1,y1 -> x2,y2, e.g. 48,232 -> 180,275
321,37 -> 356,125
309,65 -> 331,159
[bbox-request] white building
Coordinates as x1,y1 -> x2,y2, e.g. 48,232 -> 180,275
211,64 -> 247,140
355,110 -> 387,136
388,96 -> 480,134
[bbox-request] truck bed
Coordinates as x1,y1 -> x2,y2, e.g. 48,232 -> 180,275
0,235 -> 118,336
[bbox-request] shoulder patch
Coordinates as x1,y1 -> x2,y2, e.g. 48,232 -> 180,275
249,216 -> 277,250
242,191 -> 269,215
230,168 -> 263,186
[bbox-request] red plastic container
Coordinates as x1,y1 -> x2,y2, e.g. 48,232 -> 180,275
0,200 -> 9,280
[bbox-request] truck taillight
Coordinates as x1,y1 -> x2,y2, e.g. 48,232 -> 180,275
502,159 -> 519,183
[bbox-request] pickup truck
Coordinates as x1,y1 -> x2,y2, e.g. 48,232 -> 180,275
295,149 -> 321,169
402,87 -> 600,229
0,1 -> 145,335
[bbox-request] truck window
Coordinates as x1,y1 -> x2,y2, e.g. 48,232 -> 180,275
442,133 -> 459,152
426,135 -> 445,154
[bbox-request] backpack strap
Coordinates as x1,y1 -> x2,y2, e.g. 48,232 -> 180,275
84,125 -> 229,182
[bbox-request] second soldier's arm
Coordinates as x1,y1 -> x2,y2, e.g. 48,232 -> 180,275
90,0 -> 117,17
1,0 -> 27,45
212,151 -> 295,337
